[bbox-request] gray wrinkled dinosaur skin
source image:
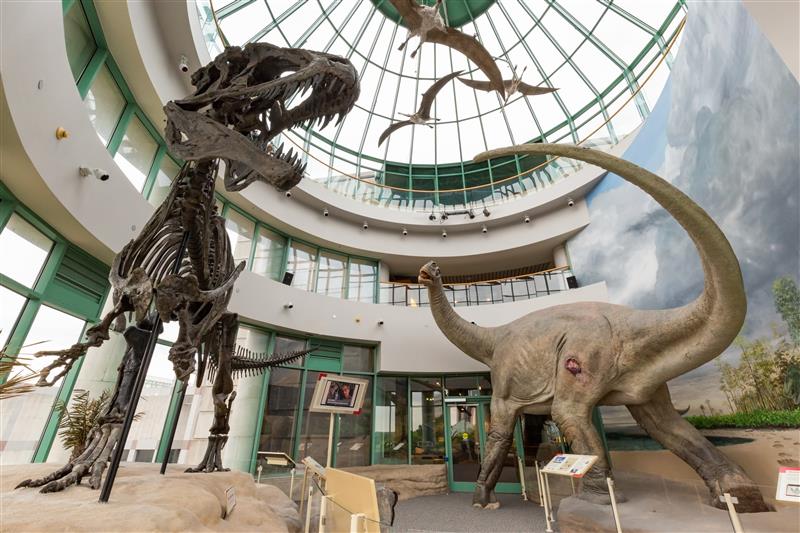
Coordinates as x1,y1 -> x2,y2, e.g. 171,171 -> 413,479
419,143 -> 772,514
16,43 -> 359,493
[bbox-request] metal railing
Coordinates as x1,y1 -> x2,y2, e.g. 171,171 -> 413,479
379,267 -> 574,307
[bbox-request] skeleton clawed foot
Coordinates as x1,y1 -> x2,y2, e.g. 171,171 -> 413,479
15,420 -> 123,493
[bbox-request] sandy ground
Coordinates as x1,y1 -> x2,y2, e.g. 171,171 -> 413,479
611,428 -> 800,509
0,463 -> 301,532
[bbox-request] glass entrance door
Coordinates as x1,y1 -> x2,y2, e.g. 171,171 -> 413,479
445,401 -> 523,493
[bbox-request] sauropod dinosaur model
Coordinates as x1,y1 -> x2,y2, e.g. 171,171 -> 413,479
418,143 -> 772,513
15,42 -> 359,493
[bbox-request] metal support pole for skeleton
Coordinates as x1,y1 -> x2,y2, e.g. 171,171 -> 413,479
99,234 -> 189,503
607,477 -> 623,533
160,380 -> 187,474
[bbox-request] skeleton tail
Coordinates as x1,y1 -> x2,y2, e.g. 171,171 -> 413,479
207,345 -> 318,381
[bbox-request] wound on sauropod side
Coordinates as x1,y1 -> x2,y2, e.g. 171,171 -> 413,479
565,357 -> 582,375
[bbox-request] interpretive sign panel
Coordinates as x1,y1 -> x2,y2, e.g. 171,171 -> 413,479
309,374 -> 369,414
776,467 -> 800,502
541,454 -> 598,478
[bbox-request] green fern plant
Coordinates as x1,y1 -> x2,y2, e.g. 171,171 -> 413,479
0,355 -> 38,400
55,389 -> 111,461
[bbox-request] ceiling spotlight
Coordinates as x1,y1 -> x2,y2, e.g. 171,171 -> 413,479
285,190 -> 292,198
323,208 -> 329,217
481,225 -> 488,234
377,320 -> 385,326
178,54 -> 189,73
402,227 -> 408,236
483,207 -> 491,217
442,230 -> 447,238
362,221 -> 369,230
468,209 -> 476,219
429,213 -> 437,221
440,212 -> 449,221
283,302 -> 294,309
567,197 -> 575,207
524,215 -> 531,224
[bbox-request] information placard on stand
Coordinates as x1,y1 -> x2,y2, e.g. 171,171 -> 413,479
541,454 -> 598,478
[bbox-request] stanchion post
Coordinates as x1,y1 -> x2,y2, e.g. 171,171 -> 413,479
607,477 -> 623,533
518,456 -> 528,501
299,469 -> 310,517
319,494 -> 329,533
542,472 -> 553,533
535,461 -> 544,507
722,493 -> 743,533
304,484 -> 314,533
257,463 -> 263,484
290,468 -> 296,500
544,472 -> 555,525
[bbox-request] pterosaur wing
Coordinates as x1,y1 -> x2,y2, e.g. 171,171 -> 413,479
418,70 -> 463,118
378,120 -> 413,146
388,0 -> 423,28
427,27 -> 505,98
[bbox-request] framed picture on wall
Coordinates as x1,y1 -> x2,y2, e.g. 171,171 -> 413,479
309,374 -> 370,414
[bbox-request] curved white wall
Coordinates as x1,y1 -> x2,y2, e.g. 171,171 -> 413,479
0,0 -> 608,375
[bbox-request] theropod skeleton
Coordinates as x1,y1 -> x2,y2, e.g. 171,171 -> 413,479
420,144 -> 772,514
17,43 -> 359,492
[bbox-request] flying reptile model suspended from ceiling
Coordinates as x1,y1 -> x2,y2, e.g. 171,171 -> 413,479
390,0 -> 505,98
459,66 -> 559,101
378,70 -> 462,146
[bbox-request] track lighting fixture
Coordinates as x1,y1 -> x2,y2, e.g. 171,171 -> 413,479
468,209 -> 476,219
440,212 -> 449,221
429,213 -> 437,221
483,207 -> 491,217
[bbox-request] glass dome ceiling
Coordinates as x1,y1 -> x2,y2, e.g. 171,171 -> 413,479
199,0 -> 686,209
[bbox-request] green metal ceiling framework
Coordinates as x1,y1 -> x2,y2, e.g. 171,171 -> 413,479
203,0 -> 687,209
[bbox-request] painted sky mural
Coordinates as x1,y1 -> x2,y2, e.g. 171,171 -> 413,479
567,2 -> 800,426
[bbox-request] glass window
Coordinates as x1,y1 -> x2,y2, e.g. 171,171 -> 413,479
336,375 -> 372,467
64,1 -> 96,82
0,213 -> 54,288
83,65 -> 125,146
224,209 -> 255,265
298,371 -> 331,465
252,227 -> 286,281
410,377 -> 444,464
342,345 -> 373,373
285,242 -> 317,292
148,157 -> 181,207
113,116 -> 158,191
316,251 -> 346,298
124,343 -> 175,462
348,259 -> 377,303
445,375 -> 484,398
0,305 -> 85,464
374,376 -> 408,464
259,366 -> 302,461
0,286 -> 26,350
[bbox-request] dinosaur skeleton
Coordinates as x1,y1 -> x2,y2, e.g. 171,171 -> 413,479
378,70 -> 462,146
390,0 -> 505,98
16,43 -> 359,492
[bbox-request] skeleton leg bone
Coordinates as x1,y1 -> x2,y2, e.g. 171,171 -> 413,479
186,313 -> 238,473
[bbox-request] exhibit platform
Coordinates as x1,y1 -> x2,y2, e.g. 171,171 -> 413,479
0,463 -> 301,532
557,471 -> 799,533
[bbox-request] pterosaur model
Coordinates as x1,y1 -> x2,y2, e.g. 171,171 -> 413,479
378,70 -> 462,146
390,0 -> 505,98
15,42 -> 359,493
419,144 -> 772,514
459,67 -> 558,100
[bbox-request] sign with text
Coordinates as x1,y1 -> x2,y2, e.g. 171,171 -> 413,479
224,486 -> 236,518
541,454 -> 598,478
776,467 -> 800,502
